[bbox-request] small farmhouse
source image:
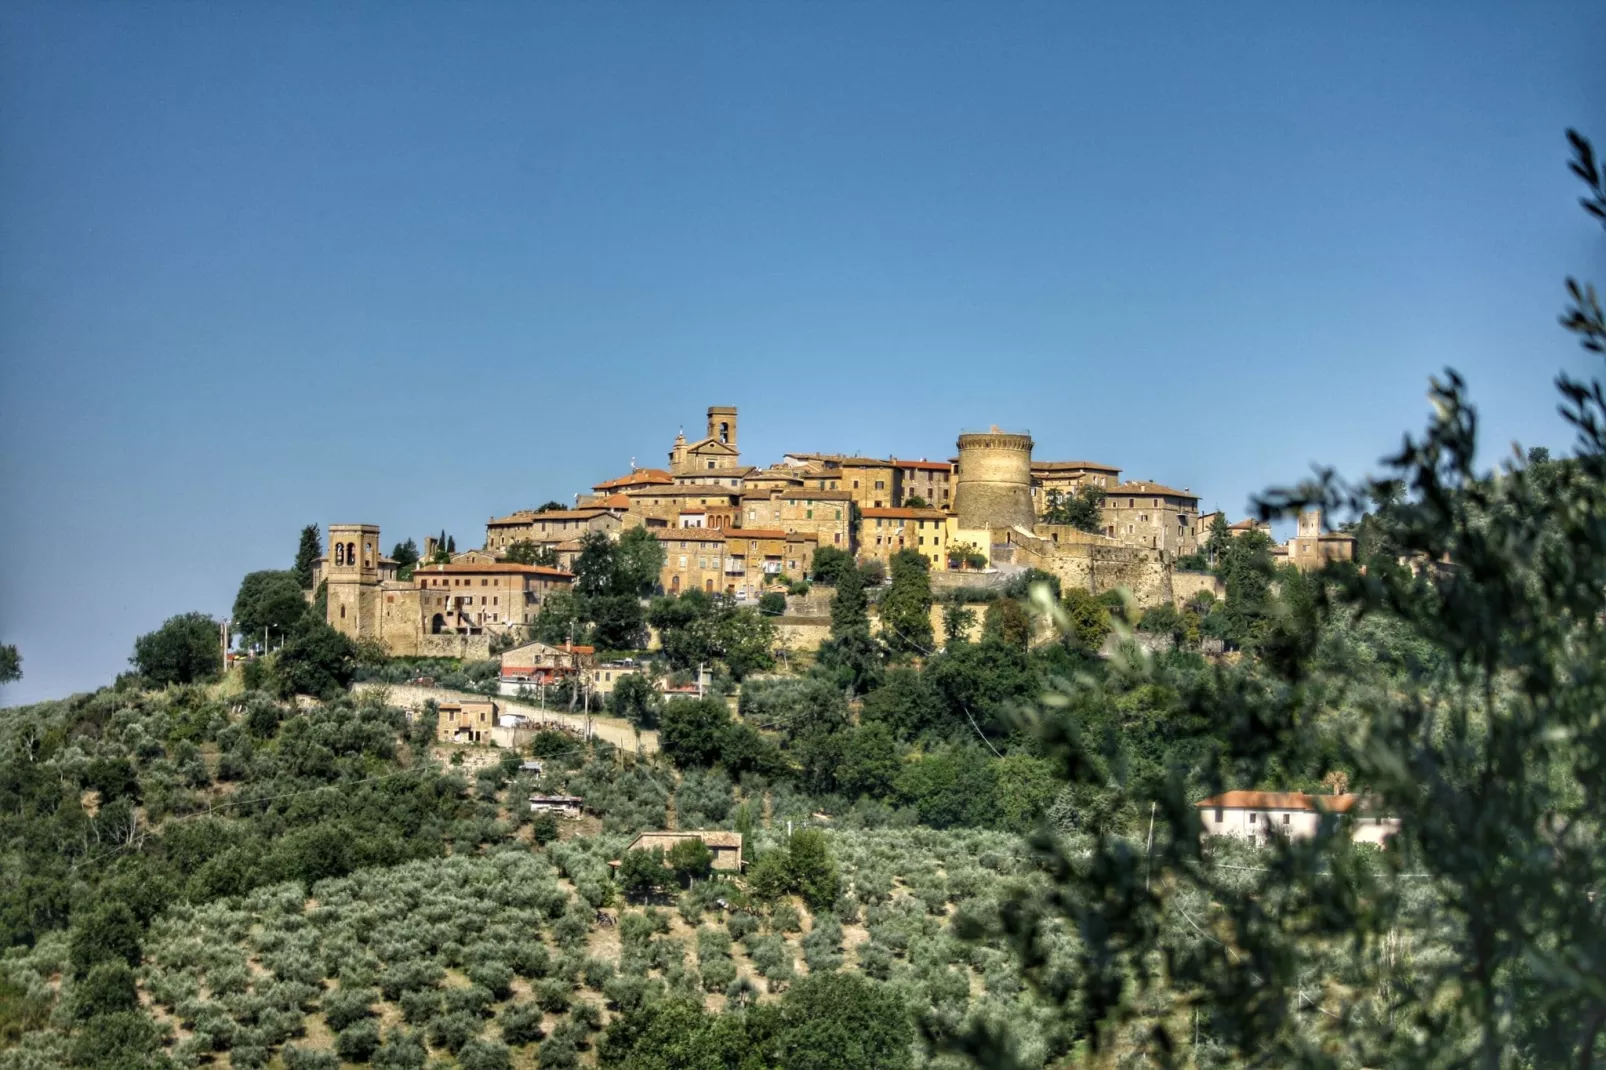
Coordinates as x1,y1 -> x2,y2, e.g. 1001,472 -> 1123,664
436,700 -> 499,744
1196,790 -> 1399,847
615,830 -> 744,872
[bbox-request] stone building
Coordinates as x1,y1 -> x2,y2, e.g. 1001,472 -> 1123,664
1031,460 -> 1122,516
892,459 -> 954,509
668,406 -> 743,475
857,507 -> 949,570
953,428 -> 1036,534
578,468 -> 673,506
724,529 -> 817,599
1283,508 -> 1357,572
839,457 -> 899,511
1102,481 -> 1201,558
499,641 -> 595,686
626,484 -> 743,526
618,830 -> 744,872
412,562 -> 576,630
1196,791 -> 1398,848
485,504 -> 628,553
739,488 -> 854,550
656,528 -> 731,595
324,524 -> 494,658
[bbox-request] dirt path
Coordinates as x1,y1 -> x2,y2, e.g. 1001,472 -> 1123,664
354,682 -> 659,754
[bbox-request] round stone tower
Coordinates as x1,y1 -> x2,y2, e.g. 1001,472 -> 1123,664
953,427 -> 1035,531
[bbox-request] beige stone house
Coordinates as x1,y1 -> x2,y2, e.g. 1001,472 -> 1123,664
1031,460 -> 1122,515
1102,481 -> 1201,558
857,507 -> 949,570
437,699 -> 499,744
484,504 -> 627,553
617,830 -> 744,872
892,458 -> 955,509
656,528 -> 731,595
724,529 -> 817,599
1283,508 -> 1357,572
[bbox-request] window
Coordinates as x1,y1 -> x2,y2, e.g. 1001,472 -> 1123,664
853,480 -> 859,489
1215,807 -> 1224,822
679,555 -> 688,567
340,605 -> 346,619
1249,813 -> 1258,824
1282,813 -> 1290,825
875,479 -> 885,490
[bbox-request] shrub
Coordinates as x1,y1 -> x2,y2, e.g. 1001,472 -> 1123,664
467,961 -> 514,1001
535,979 -> 571,1014
282,1044 -> 341,1070
322,987 -> 376,1032
530,813 -> 560,845
372,1027 -> 428,1069
336,1018 -> 382,1063
444,984 -> 495,1018
426,1010 -> 480,1053
457,1038 -> 513,1070
497,1001 -> 545,1046
71,960 -> 138,1020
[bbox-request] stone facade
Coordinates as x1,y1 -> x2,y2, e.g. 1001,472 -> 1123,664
740,488 -> 853,551
954,429 -> 1036,533
412,562 -> 575,630
1004,525 -> 1172,609
724,529 -> 816,600
626,484 -> 743,525
326,524 -> 497,659
840,458 -> 899,511
857,507 -> 948,570
892,459 -> 954,509
1172,569 -> 1225,606
1284,508 -> 1357,572
485,506 -> 626,553
669,406 -> 743,475
656,528 -> 731,595
1102,481 -> 1201,558
1031,460 -> 1121,516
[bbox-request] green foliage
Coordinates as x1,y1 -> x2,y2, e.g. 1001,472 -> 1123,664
0,643 -> 21,683
611,672 -> 660,730
71,960 -> 138,1020
1059,587 -> 1112,650
880,550 -> 934,656
389,538 -> 421,578
503,539 -> 558,567
1042,485 -> 1107,532
860,667 -> 945,740
648,592 -> 775,680
616,525 -> 669,597
233,569 -> 307,650
759,591 -> 788,616
618,848 -> 671,901
982,597 -> 1030,650
963,130 -> 1606,1069
68,902 -> 142,980
665,837 -> 714,885
131,611 -> 223,685
275,616 -> 358,699
809,545 -> 854,586
295,524 -> 323,589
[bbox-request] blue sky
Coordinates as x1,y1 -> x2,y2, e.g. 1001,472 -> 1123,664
2,2 -> 1602,704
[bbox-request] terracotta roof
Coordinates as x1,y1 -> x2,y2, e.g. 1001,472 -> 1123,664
838,457 -> 896,468
679,508 -> 707,515
861,507 -> 948,520
1110,481 -> 1199,501
1228,519 -> 1264,530
1033,460 -> 1121,473
414,563 -> 575,579
1196,791 -> 1378,814
654,529 -> 728,543
591,493 -> 632,509
892,459 -> 953,472
593,468 -> 674,490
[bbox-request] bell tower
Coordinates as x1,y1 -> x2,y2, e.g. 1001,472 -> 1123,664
326,523 -> 381,639
707,406 -> 738,450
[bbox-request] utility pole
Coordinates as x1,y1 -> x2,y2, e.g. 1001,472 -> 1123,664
221,619 -> 230,672
697,662 -> 707,700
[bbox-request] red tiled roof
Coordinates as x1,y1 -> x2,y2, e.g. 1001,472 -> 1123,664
1196,791 -> 1377,814
727,529 -> 818,541
861,507 -> 948,520
892,459 -> 953,472
593,469 -> 673,490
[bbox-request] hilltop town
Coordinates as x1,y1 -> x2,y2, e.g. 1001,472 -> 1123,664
316,404 -> 1355,664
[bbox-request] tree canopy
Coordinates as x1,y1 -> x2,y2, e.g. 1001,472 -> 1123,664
131,613 -> 222,686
